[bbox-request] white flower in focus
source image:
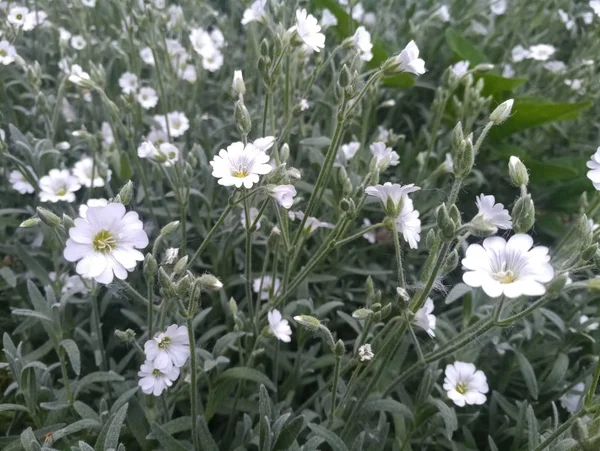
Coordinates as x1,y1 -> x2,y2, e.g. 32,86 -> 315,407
119,72 -> 139,94
362,218 -> 376,244
543,60 -> 566,73
350,26 -> 373,62
462,234 -> 554,298
8,7 -> 29,26
370,142 -> 400,170
502,64 -> 515,78
511,45 -> 530,62
253,275 -> 281,300
528,44 -> 555,61
414,298 -> 436,338
586,148 -> 600,190
592,0 -> 600,17
39,169 -> 81,203
395,198 -> 421,249
144,324 -> 190,371
365,182 -> 420,217
0,40 -> 17,65
79,198 -> 109,219
70,35 -> 87,50
268,309 -> 292,342
9,169 -> 35,194
560,382 -> 585,413
390,41 -> 426,75
241,207 -> 261,230
474,194 -> 512,230
358,344 -> 374,361
271,185 -> 297,209
63,203 -> 149,284
73,157 -> 111,188
565,79 -> 584,92
292,8 -> 326,53
140,47 -> 155,65
321,9 -> 338,28
451,61 -> 469,78
436,5 -> 450,22
210,142 -> 272,189
443,362 -> 489,407
22,10 -> 47,31
490,0 -> 507,15
558,9 -> 575,30
580,314 -> 599,331
136,87 -> 159,109
241,0 -> 267,25
138,360 -> 180,396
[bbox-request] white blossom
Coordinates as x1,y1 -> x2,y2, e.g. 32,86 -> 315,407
365,182 -> 420,217
289,210 -> 334,233
140,47 -> 155,65
67,64 -> 91,87
558,9 -> 575,30
270,185 -> 297,209
0,40 -> 17,65
39,169 -> 81,203
72,157 -> 111,188
136,87 -> 159,109
580,314 -> 599,331
210,141 -> 272,189
560,382 -> 585,413
268,309 -> 292,342
591,0 -> 600,17
70,35 -> 87,50
119,72 -> 139,94
163,248 -> 179,265
583,12 -> 594,24
299,99 -> 310,111
79,198 -> 109,219
9,168 -> 35,194
443,362 -> 489,407
565,79 -> 584,92
389,41 -> 426,75
414,298 -> 436,338
395,198 -> 421,249
451,61 -> 470,78
370,142 -> 400,170
362,218 -> 376,244
444,153 -> 454,173
511,45 -> 530,62
253,276 -> 281,300
144,324 -> 190,371
587,149 -> 600,190
473,194 -> 512,230
22,10 -> 47,31
292,9 -> 326,53
241,0 -> 267,25
154,111 -> 189,137
502,64 -> 515,78
8,7 -> 29,26
138,360 -> 180,396
528,44 -> 555,61
350,26 -> 373,62
490,0 -> 507,15
543,60 -> 566,73
321,9 -> 338,28
358,344 -> 374,361
436,5 -> 451,22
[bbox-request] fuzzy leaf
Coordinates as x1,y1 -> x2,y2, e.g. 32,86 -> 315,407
515,352 -> 539,400
0,403 -> 28,412
307,424 -> 348,451
526,404 -> 540,449
100,403 -> 129,451
197,416 -> 219,451
273,415 -> 304,450
149,423 -> 188,451
445,28 -> 487,64
0,267 -> 17,287
216,367 -> 276,392
60,339 -> 81,376
429,398 -> 458,440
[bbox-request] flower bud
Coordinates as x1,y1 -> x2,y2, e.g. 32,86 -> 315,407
469,215 -> 498,237
62,214 -> 75,229
229,297 -> 238,315
396,287 -> 409,302
490,99 -> 514,125
293,315 -> 320,332
234,100 -> 252,136
452,122 -> 464,150
198,273 -> 223,291
338,166 -> 353,195
114,328 -> 136,342
36,207 -> 61,228
161,221 -> 180,236
449,204 -> 462,228
176,273 -> 193,297
442,250 -> 459,275
576,215 -> 594,250
454,136 -> 474,178
339,198 -> 356,216
436,203 -> 456,241
582,243 -> 599,262
117,180 -> 134,205
425,229 -> 436,248
365,276 -> 374,299
232,70 -> 246,96
474,63 -> 494,73
338,64 -> 351,89
260,39 -> 269,57
379,303 -> 392,320
511,194 -> 535,233
334,339 -> 345,357
20,217 -> 40,228
547,273 -> 568,296
143,254 -> 158,282
352,308 -> 373,319
508,156 -> 529,186
173,255 -> 189,276
158,267 -> 173,291
258,57 -> 270,84
280,143 -> 290,162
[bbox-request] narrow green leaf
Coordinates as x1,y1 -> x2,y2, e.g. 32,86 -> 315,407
18,248 -> 52,287
445,283 -> 472,305
273,415 -> 304,450
197,416 -> 219,451
11,308 -> 52,322
363,398 -> 414,420
259,384 -> 272,420
0,267 -> 17,287
515,352 -> 539,400
526,405 -> 539,449
60,339 -> 81,376
307,423 -> 348,451
216,367 -> 276,392
101,403 -> 129,451
429,398 -> 458,440
260,415 -> 272,451
149,423 -> 188,451
77,441 -> 96,451
75,372 -> 125,398
20,427 -> 40,451
146,416 -> 191,439
45,419 -> 101,446
73,401 -> 101,423
0,403 -> 28,412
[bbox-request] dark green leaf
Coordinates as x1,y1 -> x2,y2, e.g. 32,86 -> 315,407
273,415 -> 304,450
216,367 -> 276,392
445,29 -> 487,65
307,423 -> 348,451
197,416 -> 219,451
149,423 -> 188,451
515,352 -> 539,400
60,339 -> 81,376
429,398 -> 458,440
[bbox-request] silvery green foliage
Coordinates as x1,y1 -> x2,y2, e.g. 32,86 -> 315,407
1,0 -> 600,450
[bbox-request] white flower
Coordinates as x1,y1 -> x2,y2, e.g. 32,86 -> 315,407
0,40 -> 17,65
560,382 -> 585,413
321,9 -> 338,28
138,360 -> 180,396
362,218 -> 376,244
8,7 -> 29,26
271,185 -> 297,209
462,234 -> 554,299
443,362 -> 489,407
210,141 -> 272,189
299,99 -> 310,111
253,276 -> 281,300
201,46 -> 224,72
395,198 -> 421,249
365,182 -> 420,217
558,9 -> 575,30
339,141 -> 360,163
82,0 -> 96,7
490,0 -> 507,15
63,203 -> 149,284
72,157 -> 111,188
565,79 -> 584,92
580,314 -> 599,331
473,194 -> 512,230
436,5 -> 451,22
358,344 -> 374,361
163,248 -> 179,265
543,60 -> 566,73
289,210 -> 334,233
67,64 -> 91,86
587,149 -> 600,190
511,45 -> 530,62
136,87 -> 158,109
241,0 -> 267,25
9,168 -> 35,194
79,198 -> 109,219
166,5 -> 184,28
39,169 -> 81,203
583,12 -> 594,24
140,47 -> 155,65
502,64 -> 515,78
471,21 -> 488,35
22,10 -> 47,31
451,61 -> 470,78
154,111 -> 189,138
70,35 -> 87,50
350,26 -> 373,62
158,143 -> 179,167
414,298 -> 436,338
232,70 -> 245,96
591,0 -> 600,17
444,153 -> 454,173
101,122 -> 114,147
252,136 -> 276,152
241,207 -> 261,230
138,141 -> 158,159
528,44 -> 555,61
119,72 -> 138,94
179,64 -> 197,83
389,41 -> 426,75
144,324 -> 190,371
292,8 -> 326,53
370,142 -> 400,170
268,309 -> 292,342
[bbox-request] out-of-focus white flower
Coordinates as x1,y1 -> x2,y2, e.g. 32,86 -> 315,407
321,9 -> 338,28
63,202 -> 148,284
291,8 -> 325,53
341,142 -> 360,160
511,45 -> 530,62
67,64 -> 92,87
39,169 -> 81,203
268,309 -> 292,342
444,153 -> 454,173
471,21 -> 488,35
362,218 -> 376,244
270,185 -> 297,209
370,142 -> 400,170
558,9 -> 575,30
79,198 -> 109,219
473,194 -> 512,230
8,6 -> 29,26
153,0 -> 166,8
414,298 -> 436,337
289,210 -> 334,233
22,10 -> 47,31
502,64 -> 515,78
136,87 -> 158,109
528,44 -> 555,61
436,5 -> 451,22
543,60 -> 566,73
580,314 -> 599,331
73,157 -> 111,188
9,168 -> 35,194
163,248 -> 179,265
58,27 -> 72,43
389,41 -> 426,75
158,143 -> 179,167
443,362 -> 489,407
50,272 -> 89,294
590,0 -> 600,17
462,234 -> 554,298
358,344 -> 374,361
144,324 -> 190,371
587,149 -> 600,190
299,99 -> 310,111
252,136 -> 276,153
253,276 -> 281,300
583,12 -> 594,24
0,40 -> 17,65
210,141 -> 272,189
81,0 -> 96,6
166,5 -> 184,29
565,79 -> 584,91
350,26 -> 373,62
140,47 -> 155,65
70,35 -> 87,50
189,27 -> 225,72
147,129 -> 168,145
138,360 -> 180,396
154,111 -> 189,137
241,0 -> 267,25
490,0 -> 507,15
101,122 -> 114,147
395,198 -> 421,249
179,64 -> 197,83
560,382 -> 585,413
365,182 -> 420,217
451,61 -> 470,78
201,46 -> 224,72
241,207 -> 261,230
119,72 -> 139,94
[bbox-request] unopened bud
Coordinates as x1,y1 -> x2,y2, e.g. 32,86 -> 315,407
158,267 -> 175,298
365,276 -> 374,299
442,250 -> 459,274
234,100 -> 252,136
508,156 -> 529,186
114,328 -> 136,342
474,63 -> 494,73
572,418 -> 589,444
260,39 -> 269,57
339,198 -> 355,216
490,99 -> 514,125
20,217 -> 40,228
36,207 -> 61,228
232,70 -> 246,96
352,308 -> 373,319
396,287 -> 409,302
117,181 -> 134,205
547,273 -> 568,295
143,254 -> 157,282
293,315 -> 320,331
62,214 -> 75,229
452,122 -> 464,150
454,136 -> 474,177
576,215 -> 594,250
437,203 -> 456,241
229,297 -> 238,315
425,229 -> 436,248
511,194 -> 535,233
280,143 -> 290,162
338,64 -> 351,89
198,273 -> 223,291
449,204 -> 462,227
161,221 -> 180,236
583,244 -> 598,262
176,274 -> 193,297
334,339 -> 345,357
173,255 -> 189,276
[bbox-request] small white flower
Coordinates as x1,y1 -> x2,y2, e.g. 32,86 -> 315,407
210,141 -> 272,189
166,5 -> 184,29
358,344 -> 374,361
67,64 -> 92,87
201,46 -> 224,72
232,70 -> 245,96
580,314 -> 599,331
462,234 -> 554,298
144,324 -> 190,371
241,0 -> 267,25
414,298 -> 436,338
443,362 -> 489,407
79,198 -> 109,219
321,9 -> 338,28
511,45 -> 530,62
350,26 -> 373,62
70,35 -> 87,50
140,47 -> 155,65
241,207 -> 261,230
73,157 -> 111,188
179,64 -> 197,83
591,0 -> 600,17
138,359 -> 180,396
299,99 -> 310,111
8,6 -> 29,26
0,40 -> 17,65
436,5 -> 451,22
63,203 -> 149,284
253,275 -> 281,300
136,87 -> 159,109
338,141 -> 360,164
252,136 -> 276,153
292,8 -> 326,53
158,143 -> 179,167
528,44 -> 555,61
268,309 -> 292,342
451,61 -> 470,78
543,60 -> 566,73
9,168 -> 35,194
271,185 -> 297,209
583,12 -> 594,24
289,210 -> 334,233
395,198 -> 421,249
22,10 -> 47,31
138,141 -> 158,160
473,194 -> 512,230
154,111 -> 189,138
389,41 -> 426,75
39,169 -> 81,203
119,72 -> 139,94
365,182 -> 420,217
471,21 -> 488,35
560,382 -> 585,413
490,0 -> 507,15
370,142 -> 400,171
558,9 -> 575,30
163,248 -> 179,265
565,79 -> 584,92
362,218 -> 376,244
502,64 -> 515,78
443,153 -> 454,173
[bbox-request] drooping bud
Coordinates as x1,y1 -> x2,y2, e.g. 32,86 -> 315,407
490,99 -> 514,125
436,203 -> 456,241
280,143 -> 290,162
36,207 -> 61,228
234,100 -> 252,136
511,194 -> 535,233
173,255 -> 189,276
352,308 -> 373,319
508,156 -> 529,186
117,181 -> 134,205
293,315 -> 320,332
114,328 -> 136,342
20,217 -> 40,228
198,273 -> 223,291
161,221 -> 180,236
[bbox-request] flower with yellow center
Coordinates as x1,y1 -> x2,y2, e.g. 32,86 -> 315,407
210,141 -> 273,189
39,169 -> 81,203
443,361 -> 488,407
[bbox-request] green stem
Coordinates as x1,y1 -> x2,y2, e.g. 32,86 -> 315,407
58,347 -> 74,405
90,290 -> 107,371
147,281 -> 154,339
327,355 -> 342,428
186,311 -> 199,451
273,340 -> 280,401
391,220 -> 406,289
585,357 -> 600,408
188,203 -> 235,266
243,194 -> 256,334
